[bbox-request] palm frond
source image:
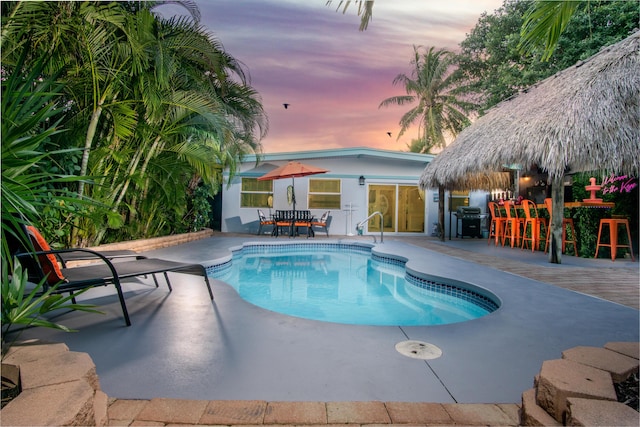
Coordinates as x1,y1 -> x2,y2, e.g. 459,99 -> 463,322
519,0 -> 580,61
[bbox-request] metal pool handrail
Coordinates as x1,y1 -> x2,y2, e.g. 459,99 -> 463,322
356,211 -> 383,243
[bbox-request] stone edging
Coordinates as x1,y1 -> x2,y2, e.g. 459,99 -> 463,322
0,340 -> 108,426
63,229 -> 215,267
88,228 -> 214,253
1,340 -> 637,426
520,342 -> 639,426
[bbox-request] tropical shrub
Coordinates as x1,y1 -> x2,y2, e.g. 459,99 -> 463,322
1,54 -> 102,351
2,1 -> 267,247
1,257 -> 100,355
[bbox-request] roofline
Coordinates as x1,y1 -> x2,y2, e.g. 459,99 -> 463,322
242,147 -> 435,163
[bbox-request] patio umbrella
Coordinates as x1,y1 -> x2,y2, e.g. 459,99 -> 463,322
419,30 -> 639,263
257,161 -> 329,212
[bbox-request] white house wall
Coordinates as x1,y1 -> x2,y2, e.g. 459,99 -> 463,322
220,148 -> 441,236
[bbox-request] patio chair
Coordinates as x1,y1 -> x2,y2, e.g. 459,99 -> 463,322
273,210 -> 295,237
310,211 -> 330,237
294,210 -> 313,238
7,223 -> 214,327
257,209 -> 275,235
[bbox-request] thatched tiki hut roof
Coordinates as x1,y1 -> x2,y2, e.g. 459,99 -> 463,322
420,30 -> 639,263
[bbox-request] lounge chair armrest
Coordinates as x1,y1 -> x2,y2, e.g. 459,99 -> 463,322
16,247 -> 122,280
56,249 -> 144,267
58,249 -> 141,260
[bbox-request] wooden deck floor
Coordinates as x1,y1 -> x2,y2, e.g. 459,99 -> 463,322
393,237 -> 639,310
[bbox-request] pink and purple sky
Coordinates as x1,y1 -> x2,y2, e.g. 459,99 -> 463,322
160,0 -> 504,153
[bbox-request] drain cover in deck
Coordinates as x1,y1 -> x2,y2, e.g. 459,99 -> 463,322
395,340 -> 442,360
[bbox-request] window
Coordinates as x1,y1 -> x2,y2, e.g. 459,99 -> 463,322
241,178 -> 273,208
308,179 -> 341,209
449,190 -> 469,211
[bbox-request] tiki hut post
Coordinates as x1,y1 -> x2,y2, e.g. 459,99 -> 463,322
548,177 -> 565,264
438,186 -> 445,241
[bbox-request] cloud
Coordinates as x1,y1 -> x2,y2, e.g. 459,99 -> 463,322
161,0 -> 504,153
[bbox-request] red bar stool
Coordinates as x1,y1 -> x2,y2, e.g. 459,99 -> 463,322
487,202 -> 506,246
543,198 -> 578,256
520,199 -> 546,251
595,218 -> 635,261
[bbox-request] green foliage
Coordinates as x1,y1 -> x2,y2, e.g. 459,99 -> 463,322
519,0 -> 580,61
328,0 -> 374,31
551,1 -> 639,65
188,185 -> 215,232
37,192 -> 97,248
1,53 -> 84,259
1,257 -> 101,352
571,173 -> 639,258
1,53 -> 104,345
571,205 -> 608,258
2,1 -> 266,246
519,0 -> 639,62
457,0 -> 639,113
455,0 -> 536,112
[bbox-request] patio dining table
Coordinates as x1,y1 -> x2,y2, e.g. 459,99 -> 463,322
272,210 -> 315,238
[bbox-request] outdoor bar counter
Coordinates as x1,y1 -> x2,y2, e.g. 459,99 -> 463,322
536,201 -> 615,209
492,199 -> 633,259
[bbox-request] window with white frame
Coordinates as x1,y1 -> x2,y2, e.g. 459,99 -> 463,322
240,178 -> 273,208
308,179 -> 341,209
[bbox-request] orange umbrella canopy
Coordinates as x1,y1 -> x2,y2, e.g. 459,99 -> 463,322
257,161 -> 329,181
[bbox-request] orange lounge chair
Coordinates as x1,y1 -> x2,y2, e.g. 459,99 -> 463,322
7,223 -> 214,326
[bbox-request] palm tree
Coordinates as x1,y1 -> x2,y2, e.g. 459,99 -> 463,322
379,46 -> 473,154
380,46 -> 474,241
2,1 -> 267,246
2,1 -> 147,244
2,1 -> 144,201
59,5 -> 268,243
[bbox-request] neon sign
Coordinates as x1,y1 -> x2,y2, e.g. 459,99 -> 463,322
601,175 -> 637,194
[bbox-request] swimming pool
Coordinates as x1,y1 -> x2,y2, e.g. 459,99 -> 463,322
210,242 -> 499,326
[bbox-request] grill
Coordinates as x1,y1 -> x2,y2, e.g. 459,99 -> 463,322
455,206 -> 483,238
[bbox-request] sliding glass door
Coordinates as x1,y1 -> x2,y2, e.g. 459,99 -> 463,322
367,184 -> 424,233
398,185 -> 424,232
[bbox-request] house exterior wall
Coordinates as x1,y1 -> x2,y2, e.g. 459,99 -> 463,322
220,148 -> 438,236
220,148 -> 492,238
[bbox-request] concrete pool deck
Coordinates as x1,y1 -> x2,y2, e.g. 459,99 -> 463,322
9,233 -> 638,419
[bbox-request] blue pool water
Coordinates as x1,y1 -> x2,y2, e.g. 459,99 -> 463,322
211,244 -> 497,326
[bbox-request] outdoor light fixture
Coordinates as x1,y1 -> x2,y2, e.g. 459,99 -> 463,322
359,176 -> 365,186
